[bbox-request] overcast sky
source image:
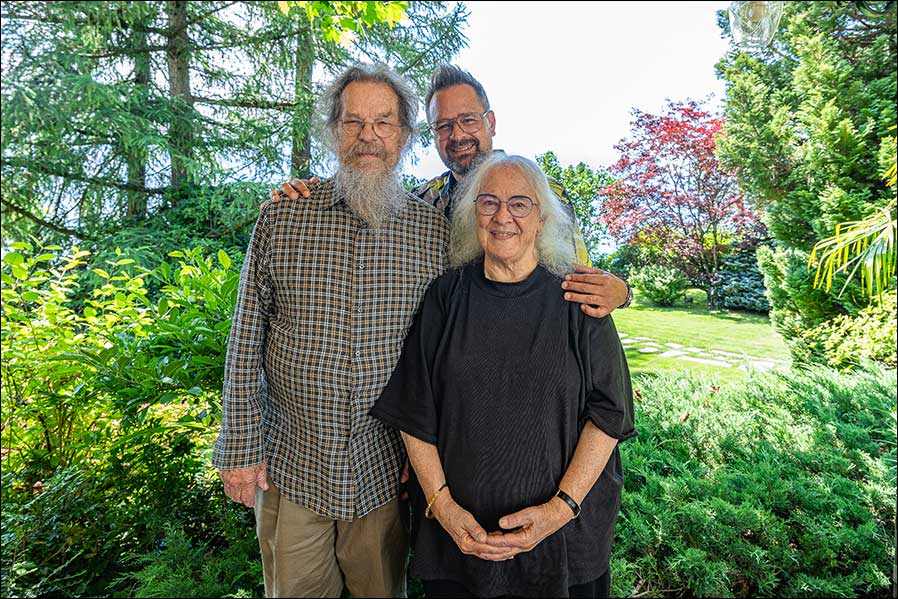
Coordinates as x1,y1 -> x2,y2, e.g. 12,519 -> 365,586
406,1 -> 733,179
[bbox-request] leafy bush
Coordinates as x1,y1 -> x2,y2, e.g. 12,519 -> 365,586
755,245 -> 867,364
630,264 -> 689,306
803,290 -> 897,369
715,248 -> 771,312
612,365 -> 896,598
1,243 -> 246,597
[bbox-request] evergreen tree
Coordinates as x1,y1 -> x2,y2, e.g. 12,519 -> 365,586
715,1 -> 896,358
1,1 -> 468,247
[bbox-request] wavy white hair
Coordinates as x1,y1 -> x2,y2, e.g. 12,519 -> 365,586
449,153 -> 577,277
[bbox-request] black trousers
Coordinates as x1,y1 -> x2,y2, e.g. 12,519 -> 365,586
422,569 -> 611,598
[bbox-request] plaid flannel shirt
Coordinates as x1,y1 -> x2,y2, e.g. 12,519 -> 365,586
212,178 -> 449,520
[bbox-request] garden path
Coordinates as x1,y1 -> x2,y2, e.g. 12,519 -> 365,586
618,333 -> 790,372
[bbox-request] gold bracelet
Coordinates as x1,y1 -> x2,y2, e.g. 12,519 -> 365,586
424,483 -> 448,519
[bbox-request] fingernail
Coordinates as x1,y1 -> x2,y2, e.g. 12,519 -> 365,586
564,293 -> 571,300
562,282 -> 568,289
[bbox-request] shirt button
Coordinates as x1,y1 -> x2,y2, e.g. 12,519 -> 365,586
359,264 -> 364,270
355,351 -> 361,358
357,307 -> 363,313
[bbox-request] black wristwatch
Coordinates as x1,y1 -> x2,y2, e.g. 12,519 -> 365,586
555,489 -> 581,519
619,282 -> 634,309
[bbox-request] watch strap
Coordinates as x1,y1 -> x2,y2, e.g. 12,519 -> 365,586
555,489 -> 581,519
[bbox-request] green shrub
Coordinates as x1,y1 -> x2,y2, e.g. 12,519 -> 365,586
1,243 -> 244,597
804,290 -> 897,369
611,365 -> 896,598
630,264 -> 690,306
755,245 -> 866,364
120,524 -> 262,598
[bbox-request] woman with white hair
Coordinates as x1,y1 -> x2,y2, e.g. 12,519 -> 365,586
371,153 -> 636,598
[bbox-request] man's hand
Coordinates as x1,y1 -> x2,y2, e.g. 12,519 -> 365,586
561,265 -> 630,318
219,462 -> 269,508
484,497 -> 572,557
268,177 -> 318,204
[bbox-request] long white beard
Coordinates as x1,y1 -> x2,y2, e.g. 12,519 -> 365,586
335,166 -> 406,228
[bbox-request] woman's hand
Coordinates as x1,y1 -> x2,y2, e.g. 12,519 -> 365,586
431,491 -> 517,561
485,497 -> 573,556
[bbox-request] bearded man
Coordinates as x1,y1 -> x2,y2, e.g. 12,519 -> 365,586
212,63 -> 448,598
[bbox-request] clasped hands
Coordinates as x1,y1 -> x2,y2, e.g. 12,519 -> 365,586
430,490 -> 574,562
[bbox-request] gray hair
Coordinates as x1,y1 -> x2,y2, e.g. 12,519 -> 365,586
449,153 -> 577,277
319,63 -> 419,153
424,64 -> 491,116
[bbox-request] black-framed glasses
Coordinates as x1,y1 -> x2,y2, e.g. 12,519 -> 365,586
340,119 -> 401,138
429,111 -> 491,141
475,194 -> 539,218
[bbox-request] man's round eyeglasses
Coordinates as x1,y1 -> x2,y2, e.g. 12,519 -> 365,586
475,194 -> 539,218
429,111 -> 491,141
340,119 -> 401,138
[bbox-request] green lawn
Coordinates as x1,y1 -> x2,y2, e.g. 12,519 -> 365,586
611,288 -> 791,384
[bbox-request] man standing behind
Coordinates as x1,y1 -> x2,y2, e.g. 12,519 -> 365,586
277,65 -> 632,315
213,64 -> 449,598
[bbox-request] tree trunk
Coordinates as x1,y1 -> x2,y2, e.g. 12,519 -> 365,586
166,0 -> 193,195
291,22 -> 315,179
126,25 -> 150,218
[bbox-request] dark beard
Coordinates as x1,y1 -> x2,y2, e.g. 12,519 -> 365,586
446,137 -> 487,176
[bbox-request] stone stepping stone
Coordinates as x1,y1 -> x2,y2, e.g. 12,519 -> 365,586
683,347 -> 704,353
746,360 -> 777,371
618,333 -> 629,339
678,355 -> 733,367
633,337 -> 655,342
711,349 -> 745,358
642,342 -> 662,347
659,350 -> 688,358
638,347 -> 660,353
665,343 -> 684,348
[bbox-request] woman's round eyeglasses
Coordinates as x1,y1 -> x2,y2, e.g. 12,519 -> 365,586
475,194 -> 539,218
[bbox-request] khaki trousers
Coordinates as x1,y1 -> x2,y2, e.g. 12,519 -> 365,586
254,484 -> 409,598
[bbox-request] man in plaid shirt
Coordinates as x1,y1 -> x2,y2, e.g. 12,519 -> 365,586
212,64 -> 448,598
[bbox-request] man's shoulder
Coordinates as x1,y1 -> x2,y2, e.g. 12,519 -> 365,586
546,177 -> 570,203
401,191 -> 450,231
412,171 -> 452,200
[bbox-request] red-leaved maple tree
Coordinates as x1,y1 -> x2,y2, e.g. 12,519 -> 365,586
599,100 -> 762,293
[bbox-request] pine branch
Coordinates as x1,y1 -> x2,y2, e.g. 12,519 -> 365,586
1,198 -> 87,239
2,158 -> 167,195
189,95 -> 297,110
82,29 -> 299,59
